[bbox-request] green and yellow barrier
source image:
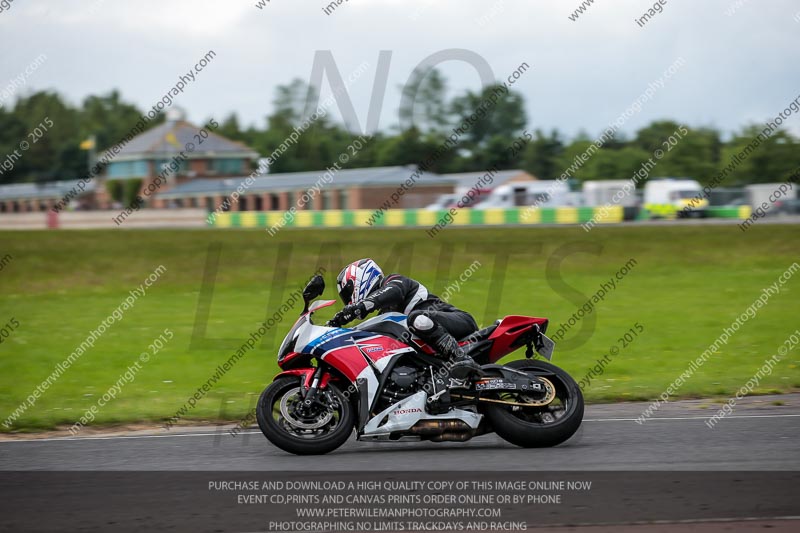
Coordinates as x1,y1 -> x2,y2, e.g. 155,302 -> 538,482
209,205 -> 752,229
708,206 -> 752,219
210,206 -> 624,229
643,203 -> 752,220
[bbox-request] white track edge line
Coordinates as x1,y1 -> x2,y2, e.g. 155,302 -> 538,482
1,413 -> 799,443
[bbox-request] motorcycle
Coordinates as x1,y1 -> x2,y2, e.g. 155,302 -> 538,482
256,275 -> 584,455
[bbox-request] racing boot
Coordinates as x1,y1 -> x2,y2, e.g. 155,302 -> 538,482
408,314 -> 481,400
425,333 -> 481,414
427,328 -> 482,382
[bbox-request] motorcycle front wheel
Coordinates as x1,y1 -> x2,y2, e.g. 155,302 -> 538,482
256,376 -> 355,455
484,359 -> 584,448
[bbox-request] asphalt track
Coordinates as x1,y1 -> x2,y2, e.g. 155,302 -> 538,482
2,395 -> 798,531
2,394 -> 798,471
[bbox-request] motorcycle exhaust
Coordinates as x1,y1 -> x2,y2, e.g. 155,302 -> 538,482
430,432 -> 473,442
409,420 -> 474,441
409,419 -> 470,434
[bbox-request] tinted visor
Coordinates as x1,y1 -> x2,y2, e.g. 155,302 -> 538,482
338,279 -> 354,305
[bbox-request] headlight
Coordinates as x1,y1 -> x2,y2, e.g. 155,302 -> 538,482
278,318 -> 304,360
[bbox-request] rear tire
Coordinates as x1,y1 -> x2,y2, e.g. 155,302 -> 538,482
485,360 -> 583,448
256,376 -> 355,455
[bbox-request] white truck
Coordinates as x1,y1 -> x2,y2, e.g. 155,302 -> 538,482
582,180 -> 639,208
643,178 -> 708,218
744,183 -> 798,216
475,181 -> 572,209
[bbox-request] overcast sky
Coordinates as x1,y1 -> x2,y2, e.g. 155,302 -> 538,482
1,0 -> 799,140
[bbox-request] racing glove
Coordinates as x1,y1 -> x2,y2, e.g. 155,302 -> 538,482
328,302 -> 368,327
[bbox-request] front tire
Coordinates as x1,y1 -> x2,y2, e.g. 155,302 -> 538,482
484,360 -> 584,448
256,376 -> 355,455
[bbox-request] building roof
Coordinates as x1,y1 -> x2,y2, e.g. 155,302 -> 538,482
100,118 -> 259,162
157,166 -> 455,199
0,179 -> 96,201
440,169 -> 535,190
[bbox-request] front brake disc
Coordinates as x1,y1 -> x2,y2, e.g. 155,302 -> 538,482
279,387 -> 334,429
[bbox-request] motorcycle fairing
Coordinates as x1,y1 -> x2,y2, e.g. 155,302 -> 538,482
486,315 -> 550,362
360,391 -> 482,439
294,318 -> 417,413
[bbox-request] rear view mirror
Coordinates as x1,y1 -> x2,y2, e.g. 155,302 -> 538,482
303,275 -> 325,303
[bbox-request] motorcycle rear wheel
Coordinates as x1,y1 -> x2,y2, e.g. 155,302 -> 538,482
256,376 -> 355,455
484,359 -> 584,448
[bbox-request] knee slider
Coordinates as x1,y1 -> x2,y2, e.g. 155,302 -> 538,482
409,311 -> 435,332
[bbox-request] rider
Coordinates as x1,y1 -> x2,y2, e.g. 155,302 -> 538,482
329,258 -> 481,379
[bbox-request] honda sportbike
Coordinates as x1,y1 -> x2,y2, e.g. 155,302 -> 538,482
256,275 -> 584,455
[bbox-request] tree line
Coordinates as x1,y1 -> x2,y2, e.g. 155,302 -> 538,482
1,70 -> 798,187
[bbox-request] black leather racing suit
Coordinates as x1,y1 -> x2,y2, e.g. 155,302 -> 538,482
362,274 -> 478,357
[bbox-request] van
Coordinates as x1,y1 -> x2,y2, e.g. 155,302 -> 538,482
643,178 -> 708,218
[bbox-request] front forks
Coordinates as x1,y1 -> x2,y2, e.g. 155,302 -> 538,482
295,366 -> 335,418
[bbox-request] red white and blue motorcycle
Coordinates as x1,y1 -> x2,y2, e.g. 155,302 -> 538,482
256,275 -> 584,455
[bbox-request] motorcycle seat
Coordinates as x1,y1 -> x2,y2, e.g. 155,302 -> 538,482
458,323 -> 498,343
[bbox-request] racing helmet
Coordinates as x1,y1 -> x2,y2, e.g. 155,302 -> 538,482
336,259 -> 383,305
